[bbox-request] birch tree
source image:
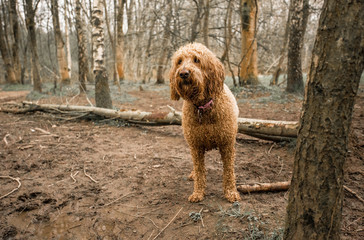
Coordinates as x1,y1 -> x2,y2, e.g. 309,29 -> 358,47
75,0 -> 89,92
92,0 -> 113,108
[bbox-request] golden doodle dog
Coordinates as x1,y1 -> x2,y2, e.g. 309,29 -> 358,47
169,42 -> 241,203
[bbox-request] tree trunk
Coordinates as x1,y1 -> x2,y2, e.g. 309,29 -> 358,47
75,0 -> 88,93
0,11 -> 17,84
115,0 -> 125,83
92,0 -> 113,109
9,0 -> 21,83
239,0 -> 259,86
270,8 -> 291,86
156,0 -> 172,84
203,0 -> 210,48
286,0 -> 309,94
190,0 -> 203,42
64,0 -> 72,80
51,0 -> 70,87
25,0 -> 42,92
284,0 -> 364,239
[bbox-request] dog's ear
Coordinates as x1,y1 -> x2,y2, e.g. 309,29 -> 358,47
205,57 -> 225,99
169,67 -> 180,101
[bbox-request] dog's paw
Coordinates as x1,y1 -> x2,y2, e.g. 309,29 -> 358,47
225,190 -> 241,203
188,192 -> 204,202
188,171 -> 195,181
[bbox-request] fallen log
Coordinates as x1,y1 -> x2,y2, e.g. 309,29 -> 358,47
237,181 -> 290,193
237,182 -> 364,203
0,101 -> 299,140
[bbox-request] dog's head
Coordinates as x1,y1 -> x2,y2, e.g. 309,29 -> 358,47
169,43 -> 225,102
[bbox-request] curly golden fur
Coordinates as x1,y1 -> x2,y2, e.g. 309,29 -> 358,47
169,43 -> 241,202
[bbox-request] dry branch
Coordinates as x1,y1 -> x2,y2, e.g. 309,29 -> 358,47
238,182 -> 364,204
0,101 -> 299,140
237,181 -> 290,193
152,207 -> 183,240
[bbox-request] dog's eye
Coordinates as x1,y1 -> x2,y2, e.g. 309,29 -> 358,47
177,59 -> 182,65
194,57 -> 200,63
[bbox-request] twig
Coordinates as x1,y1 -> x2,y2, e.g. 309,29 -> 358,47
103,193 -> 133,207
147,230 -> 155,240
3,133 -> 10,145
70,171 -> 79,183
152,207 -> 183,240
267,143 -> 275,155
0,176 -> 21,200
199,208 -> 205,228
344,185 -> 364,203
277,156 -> 284,176
84,166 -> 98,183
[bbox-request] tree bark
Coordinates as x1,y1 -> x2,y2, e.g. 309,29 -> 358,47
115,0 -> 125,83
270,8 -> 291,86
92,0 -> 113,109
284,0 -> 364,239
286,0 -> 309,94
9,0 -> 21,83
51,0 -> 71,87
25,0 -> 42,92
156,0 -> 172,84
75,0 -> 89,92
237,181 -> 290,193
203,0 -> 210,48
239,0 -> 259,86
64,0 -> 72,80
0,10 -> 17,84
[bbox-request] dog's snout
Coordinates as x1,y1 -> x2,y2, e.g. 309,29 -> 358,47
179,69 -> 190,79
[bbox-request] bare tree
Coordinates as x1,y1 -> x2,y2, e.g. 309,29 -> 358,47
286,0 -> 309,93
239,0 -> 259,85
284,0 -> 364,238
9,0 -> 21,82
0,8 -> 17,83
115,0 -> 125,83
25,0 -> 42,92
270,5 -> 291,86
51,0 -> 71,87
75,0 -> 89,92
92,0 -> 113,108
64,0 -> 72,80
203,0 -> 210,48
156,0 -> 172,84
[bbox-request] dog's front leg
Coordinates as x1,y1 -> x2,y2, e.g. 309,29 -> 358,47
188,148 -> 206,202
220,145 -> 241,202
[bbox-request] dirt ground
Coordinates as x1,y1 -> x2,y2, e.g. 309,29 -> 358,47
0,82 -> 363,240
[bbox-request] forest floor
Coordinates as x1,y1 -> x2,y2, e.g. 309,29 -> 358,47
0,80 -> 363,240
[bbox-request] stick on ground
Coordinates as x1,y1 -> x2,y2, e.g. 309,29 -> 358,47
0,176 -> 21,200
152,207 -> 183,240
237,181 -> 290,193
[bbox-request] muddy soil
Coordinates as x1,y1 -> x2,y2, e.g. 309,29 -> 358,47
0,82 -> 363,240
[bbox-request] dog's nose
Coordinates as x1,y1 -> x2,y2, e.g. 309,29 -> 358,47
179,69 -> 190,79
